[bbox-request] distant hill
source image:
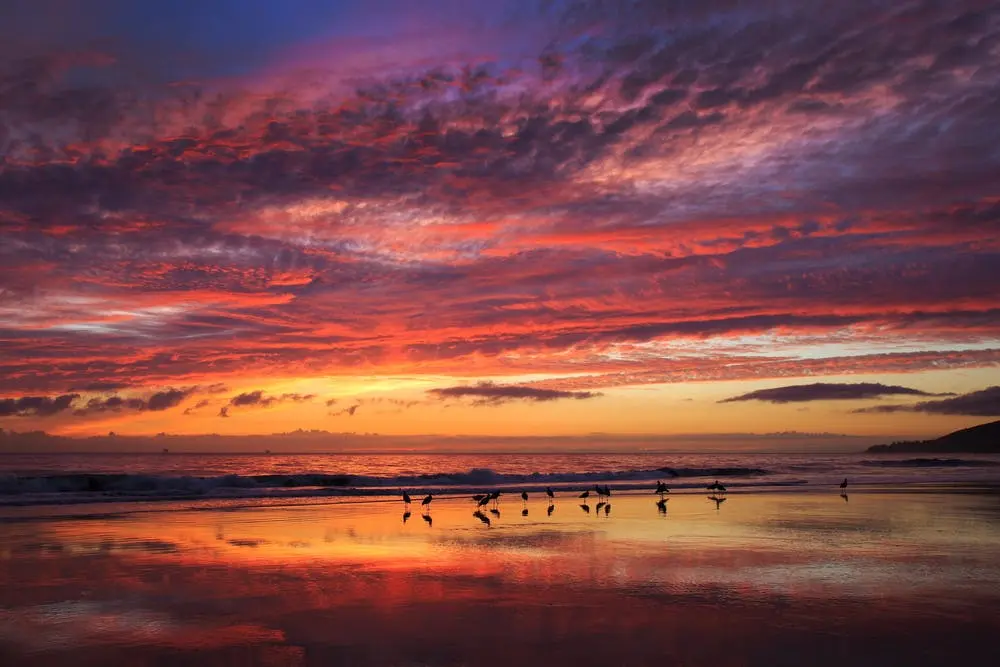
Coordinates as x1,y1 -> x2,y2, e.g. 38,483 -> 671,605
867,420 -> 1000,454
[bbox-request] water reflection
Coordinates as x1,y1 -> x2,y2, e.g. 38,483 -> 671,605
3,492 -> 1000,666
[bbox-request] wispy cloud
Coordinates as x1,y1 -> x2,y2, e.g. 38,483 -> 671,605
719,383 -> 940,404
430,382 -> 601,406
854,387 -> 1000,416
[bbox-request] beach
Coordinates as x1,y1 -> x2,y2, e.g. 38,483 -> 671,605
3,487 -> 1000,666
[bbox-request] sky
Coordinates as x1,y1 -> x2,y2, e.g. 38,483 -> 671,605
1,0 -> 999,446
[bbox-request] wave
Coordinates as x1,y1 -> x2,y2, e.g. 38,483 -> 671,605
0,466 -> 772,507
860,458 -> 1000,468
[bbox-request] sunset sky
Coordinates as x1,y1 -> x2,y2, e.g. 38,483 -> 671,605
1,0 -> 998,444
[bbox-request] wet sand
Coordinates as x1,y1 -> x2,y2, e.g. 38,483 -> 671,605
2,489 -> 1000,666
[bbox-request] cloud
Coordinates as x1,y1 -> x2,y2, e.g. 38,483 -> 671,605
330,404 -> 360,417
429,382 -> 602,406
223,390 -> 316,413
719,383 -> 939,404
0,393 -> 79,417
73,387 -> 198,415
0,0 -> 999,421
854,386 -> 1000,416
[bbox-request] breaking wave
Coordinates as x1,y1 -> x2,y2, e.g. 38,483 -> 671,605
0,466 -> 772,507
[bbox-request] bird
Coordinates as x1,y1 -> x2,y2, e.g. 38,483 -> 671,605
402,490 -> 412,506
472,494 -> 486,503
421,494 -> 433,508
422,513 -> 433,526
579,490 -> 590,501
603,485 -> 612,498
546,487 -> 555,500
595,484 -> 605,499
403,511 -> 411,524
840,478 -> 848,491
490,491 -> 502,508
477,495 -> 491,509
655,481 -> 669,497
521,490 -> 528,504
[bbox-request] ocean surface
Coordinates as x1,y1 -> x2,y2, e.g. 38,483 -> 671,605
2,451 -> 999,507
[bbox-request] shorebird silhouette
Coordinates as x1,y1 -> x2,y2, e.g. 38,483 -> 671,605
580,503 -> 590,513
472,494 -> 486,503
477,495 -> 491,510
603,485 -> 612,498
840,478 -> 848,491
421,494 -> 433,509
521,490 -> 528,507
402,490 -> 412,506
655,481 -> 669,498
403,511 -> 411,524
579,490 -> 590,502
595,484 -> 605,500
546,487 -> 555,500
490,491 -> 502,508
422,513 -> 433,526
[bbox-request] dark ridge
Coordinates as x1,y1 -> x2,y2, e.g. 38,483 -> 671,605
866,420 -> 1000,454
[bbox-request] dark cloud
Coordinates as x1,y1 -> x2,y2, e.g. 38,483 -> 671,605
0,393 -> 79,417
330,404 -> 360,417
719,383 -> 939,404
225,391 -> 315,411
429,382 -> 601,406
73,387 -> 196,415
855,386 -> 1000,416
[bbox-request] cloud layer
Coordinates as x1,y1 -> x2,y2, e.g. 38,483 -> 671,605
855,387 -> 1000,416
430,382 -> 601,406
720,383 -> 939,404
1,1 -> 999,431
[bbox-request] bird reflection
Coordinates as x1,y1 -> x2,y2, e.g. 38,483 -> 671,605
473,510 -> 491,527
490,508 -> 501,518
656,498 -> 667,513
580,503 -> 590,513
547,503 -> 554,516
522,508 -> 529,517
604,503 -> 611,516
840,492 -> 849,503
422,513 -> 433,527
402,511 -> 411,524
708,495 -> 727,511
596,501 -> 605,513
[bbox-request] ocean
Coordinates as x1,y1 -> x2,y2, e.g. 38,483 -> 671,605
2,451 -> 999,507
